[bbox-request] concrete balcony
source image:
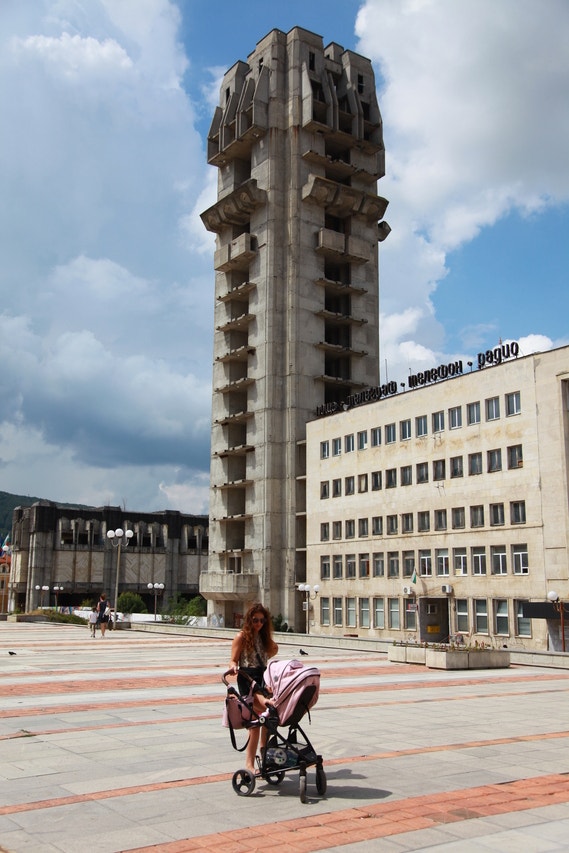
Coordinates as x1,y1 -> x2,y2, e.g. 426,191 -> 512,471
214,233 -> 257,272
199,570 -> 259,601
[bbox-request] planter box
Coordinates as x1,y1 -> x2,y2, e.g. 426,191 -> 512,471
388,645 -> 408,663
426,649 -> 510,670
388,645 -> 427,664
406,646 -> 427,664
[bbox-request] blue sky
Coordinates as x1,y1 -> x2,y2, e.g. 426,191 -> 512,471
0,0 -> 567,513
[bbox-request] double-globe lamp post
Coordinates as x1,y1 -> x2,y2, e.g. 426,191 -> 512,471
297,583 -> 320,634
107,528 -> 133,627
35,584 -> 49,608
147,582 -> 165,621
547,590 -> 567,652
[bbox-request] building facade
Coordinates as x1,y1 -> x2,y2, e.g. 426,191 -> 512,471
200,27 -> 390,628
8,502 -> 208,614
306,345 -> 569,650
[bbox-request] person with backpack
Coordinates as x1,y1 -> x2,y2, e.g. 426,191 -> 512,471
96,593 -> 110,637
228,602 -> 278,775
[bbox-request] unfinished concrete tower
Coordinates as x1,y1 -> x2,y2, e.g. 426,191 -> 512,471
200,27 -> 389,629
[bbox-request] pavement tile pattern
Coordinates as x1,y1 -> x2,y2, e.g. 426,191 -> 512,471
1,623 -> 569,852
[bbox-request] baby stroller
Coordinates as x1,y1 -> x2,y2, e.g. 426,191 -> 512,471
222,658 -> 327,801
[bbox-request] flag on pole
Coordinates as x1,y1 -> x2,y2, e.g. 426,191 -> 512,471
411,568 -> 417,584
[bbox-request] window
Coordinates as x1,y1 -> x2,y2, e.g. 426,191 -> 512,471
320,481 -> 329,499
403,551 -> 415,577
358,473 -> 368,493
357,430 -> 368,450
475,599 -> 488,633
371,426 -> 381,446
387,515 -> 398,535
486,396 -> 500,421
332,437 -> 342,456
372,516 -> 383,536
511,501 -> 526,524
346,598 -> 356,628
469,453 -> 482,475
506,391 -> 521,416
416,462 -> 429,483
346,554 -> 356,578
371,471 -> 382,491
374,597 -> 385,628
345,433 -> 354,453
401,465 -> 412,486
467,401 -> 481,425
333,597 -> 343,626
402,513 -> 414,533
332,478 -> 342,497
359,597 -> 370,628
512,544 -> 529,574
433,459 -> 445,481
358,517 -> 369,538
418,511 -> 430,532
386,468 -> 397,488
388,552 -> 399,577
419,549 -> 432,576
450,456 -> 463,478
472,546 -> 487,575
320,523 -> 329,541
471,505 -> 484,527
491,545 -> 507,575
416,414 -> 428,437
490,503 -> 505,526
432,410 -> 444,432
332,521 -> 342,540
452,507 -> 465,529
515,600 -> 531,637
345,476 -> 355,495
400,419 -> 411,441
388,598 -> 400,629
487,449 -> 502,472
508,444 -> 523,469
454,548 -> 468,575
434,509 -> 447,531
320,555 -> 331,579
320,597 -> 330,626
456,599 -> 469,632
373,552 -> 384,577
449,406 -> 462,429
345,519 -> 355,539
404,599 -> 417,630
333,555 -> 343,579
385,423 -> 396,443
436,548 -> 449,576
320,440 -> 329,459
359,553 -> 370,577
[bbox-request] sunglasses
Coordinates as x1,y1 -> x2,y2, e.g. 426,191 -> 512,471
252,617 -> 265,624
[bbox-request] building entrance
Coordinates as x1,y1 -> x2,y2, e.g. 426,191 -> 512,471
419,597 -> 450,643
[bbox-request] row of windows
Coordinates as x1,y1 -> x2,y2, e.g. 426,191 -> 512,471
320,393 -> 522,458
320,446 -> 523,498
320,501 -> 527,541
319,595 -> 531,637
319,544 -> 529,579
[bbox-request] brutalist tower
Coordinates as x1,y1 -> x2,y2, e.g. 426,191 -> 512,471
200,27 -> 389,628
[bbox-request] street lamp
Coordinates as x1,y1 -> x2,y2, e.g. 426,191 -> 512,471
53,585 -> 64,610
35,584 -> 49,608
147,582 -> 165,621
547,590 -> 566,652
297,583 -> 320,634
107,528 -> 133,627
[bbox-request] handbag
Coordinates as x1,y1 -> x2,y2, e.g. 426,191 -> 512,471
222,681 -> 256,751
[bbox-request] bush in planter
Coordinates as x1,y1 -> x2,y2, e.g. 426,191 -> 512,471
117,592 -> 147,615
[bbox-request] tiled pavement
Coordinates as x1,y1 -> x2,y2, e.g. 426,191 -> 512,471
1,623 -> 569,852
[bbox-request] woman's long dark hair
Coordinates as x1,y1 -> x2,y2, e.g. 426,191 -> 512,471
241,602 -> 276,657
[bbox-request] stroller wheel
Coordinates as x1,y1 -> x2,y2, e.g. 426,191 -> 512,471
232,768 -> 256,796
316,762 -> 327,796
264,770 -> 285,786
299,770 -> 307,803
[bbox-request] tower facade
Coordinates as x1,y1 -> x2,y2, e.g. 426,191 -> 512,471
200,27 -> 389,628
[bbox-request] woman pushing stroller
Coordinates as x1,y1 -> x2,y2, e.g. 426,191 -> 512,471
227,602 -> 278,774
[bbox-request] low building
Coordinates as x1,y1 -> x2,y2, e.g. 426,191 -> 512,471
8,502 -> 208,613
305,343 -> 569,651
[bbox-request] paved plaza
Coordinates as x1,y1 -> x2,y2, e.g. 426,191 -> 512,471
1,622 -> 569,852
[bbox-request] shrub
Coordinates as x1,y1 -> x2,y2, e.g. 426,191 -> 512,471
117,592 -> 148,615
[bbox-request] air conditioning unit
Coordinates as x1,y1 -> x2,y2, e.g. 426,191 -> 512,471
403,586 -> 414,595
441,584 -> 453,594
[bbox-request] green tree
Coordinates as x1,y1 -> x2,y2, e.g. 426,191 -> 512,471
117,591 -> 148,614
